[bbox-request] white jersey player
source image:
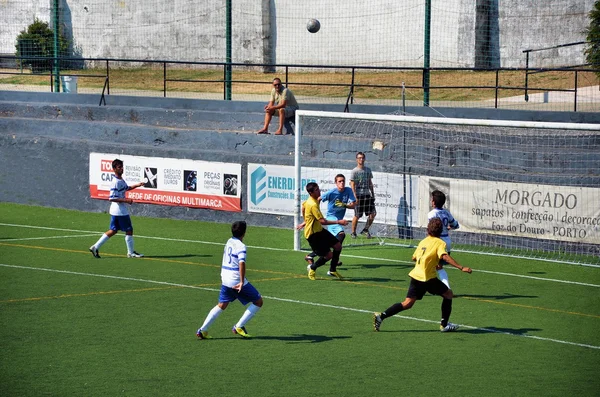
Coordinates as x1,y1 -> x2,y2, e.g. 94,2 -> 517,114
427,190 -> 460,288
196,221 -> 264,339
89,158 -> 145,259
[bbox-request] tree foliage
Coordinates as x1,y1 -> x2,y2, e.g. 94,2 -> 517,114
585,0 -> 600,75
15,18 -> 70,73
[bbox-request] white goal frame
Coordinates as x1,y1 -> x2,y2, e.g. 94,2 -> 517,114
293,109 -> 600,265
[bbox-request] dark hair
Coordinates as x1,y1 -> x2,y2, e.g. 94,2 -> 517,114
273,77 -> 282,84
431,190 -> 446,208
232,221 -> 247,238
427,218 -> 443,238
335,174 -> 345,182
356,152 -> 365,159
112,159 -> 123,169
306,182 -> 319,193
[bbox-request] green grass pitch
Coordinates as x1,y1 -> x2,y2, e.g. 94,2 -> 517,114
0,203 -> 599,396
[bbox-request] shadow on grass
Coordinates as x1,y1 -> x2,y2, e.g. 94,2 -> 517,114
252,334 -> 352,343
351,263 -> 413,270
461,326 -> 542,335
340,277 -> 402,283
457,293 -> 538,300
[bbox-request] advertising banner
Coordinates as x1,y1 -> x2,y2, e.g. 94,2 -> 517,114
89,153 -> 241,212
247,163 -> 419,226
420,177 -> 600,244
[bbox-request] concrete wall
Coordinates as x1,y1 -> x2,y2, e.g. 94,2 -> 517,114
1,91 -> 599,232
0,0 -> 594,68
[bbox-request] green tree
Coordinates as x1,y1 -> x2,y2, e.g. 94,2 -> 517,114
585,0 -> 600,76
15,18 -> 70,73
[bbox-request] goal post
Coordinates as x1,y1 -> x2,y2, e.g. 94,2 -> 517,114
293,109 -> 600,266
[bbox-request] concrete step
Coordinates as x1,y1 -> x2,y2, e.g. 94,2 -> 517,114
0,100 -> 264,133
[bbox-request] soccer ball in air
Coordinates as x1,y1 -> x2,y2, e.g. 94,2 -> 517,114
307,19 -> 320,33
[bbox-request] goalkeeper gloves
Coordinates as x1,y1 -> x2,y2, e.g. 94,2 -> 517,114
334,199 -> 347,208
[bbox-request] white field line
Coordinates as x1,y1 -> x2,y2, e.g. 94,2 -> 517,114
0,222 -> 598,288
0,234 -> 98,242
0,263 -> 598,351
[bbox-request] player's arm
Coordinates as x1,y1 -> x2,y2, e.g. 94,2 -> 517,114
296,202 -> 307,230
350,180 -> 357,198
441,253 -> 472,273
368,177 -> 375,199
233,260 -> 246,292
318,217 -> 348,226
109,188 -> 134,204
448,215 -> 460,230
127,182 -> 144,190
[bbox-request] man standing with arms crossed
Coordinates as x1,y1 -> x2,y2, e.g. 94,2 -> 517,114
350,152 -> 376,239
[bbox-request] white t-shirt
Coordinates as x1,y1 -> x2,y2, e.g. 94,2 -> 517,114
221,237 -> 248,288
428,208 -> 459,251
109,177 -> 130,216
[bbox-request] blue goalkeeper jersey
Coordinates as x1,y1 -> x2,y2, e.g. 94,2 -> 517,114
321,187 -> 356,220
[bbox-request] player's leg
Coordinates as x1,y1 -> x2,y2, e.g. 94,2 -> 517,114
89,218 -> 119,258
121,216 -> 143,258
274,108 -> 285,135
436,257 -> 451,288
257,109 -> 274,134
361,198 -> 376,237
374,278 -> 422,331
352,196 -> 365,237
233,286 -> 263,338
197,288 -> 232,339
432,280 -> 458,332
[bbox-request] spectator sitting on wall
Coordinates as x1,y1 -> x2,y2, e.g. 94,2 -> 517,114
257,78 -> 299,135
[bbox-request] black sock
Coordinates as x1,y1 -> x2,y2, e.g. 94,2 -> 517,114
381,303 -> 404,320
313,256 -> 327,270
329,250 -> 341,272
441,298 -> 453,327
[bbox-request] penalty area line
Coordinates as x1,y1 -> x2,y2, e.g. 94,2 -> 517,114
0,263 -> 598,351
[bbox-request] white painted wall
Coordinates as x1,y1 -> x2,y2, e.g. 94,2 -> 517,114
0,0 -> 594,68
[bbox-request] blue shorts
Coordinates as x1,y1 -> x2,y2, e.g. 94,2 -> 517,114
219,282 -> 261,305
109,215 -> 133,233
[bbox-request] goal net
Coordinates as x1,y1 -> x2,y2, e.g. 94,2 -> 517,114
293,110 -> 600,266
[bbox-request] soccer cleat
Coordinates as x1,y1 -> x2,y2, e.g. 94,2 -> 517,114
440,322 -> 459,332
351,233 -> 357,239
127,251 -> 144,258
360,229 -> 372,239
196,330 -> 211,339
304,255 -> 314,266
232,326 -> 251,338
373,312 -> 382,331
89,246 -> 101,258
308,267 -> 316,280
326,270 -> 343,279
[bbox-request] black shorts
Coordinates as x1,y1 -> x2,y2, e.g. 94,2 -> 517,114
307,230 -> 339,257
406,277 -> 449,300
354,195 -> 376,217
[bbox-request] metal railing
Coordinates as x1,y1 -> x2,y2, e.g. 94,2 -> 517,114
0,55 -> 598,111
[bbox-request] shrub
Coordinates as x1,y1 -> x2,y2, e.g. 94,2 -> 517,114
584,0 -> 600,77
15,18 -> 70,73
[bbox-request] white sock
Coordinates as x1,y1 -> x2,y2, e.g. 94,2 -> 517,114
93,233 -> 110,249
235,303 -> 261,328
125,235 -> 134,254
437,268 -> 450,289
199,305 -> 224,331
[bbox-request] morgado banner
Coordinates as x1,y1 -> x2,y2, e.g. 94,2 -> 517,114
89,153 -> 241,212
420,177 -> 600,244
247,163 -> 419,226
